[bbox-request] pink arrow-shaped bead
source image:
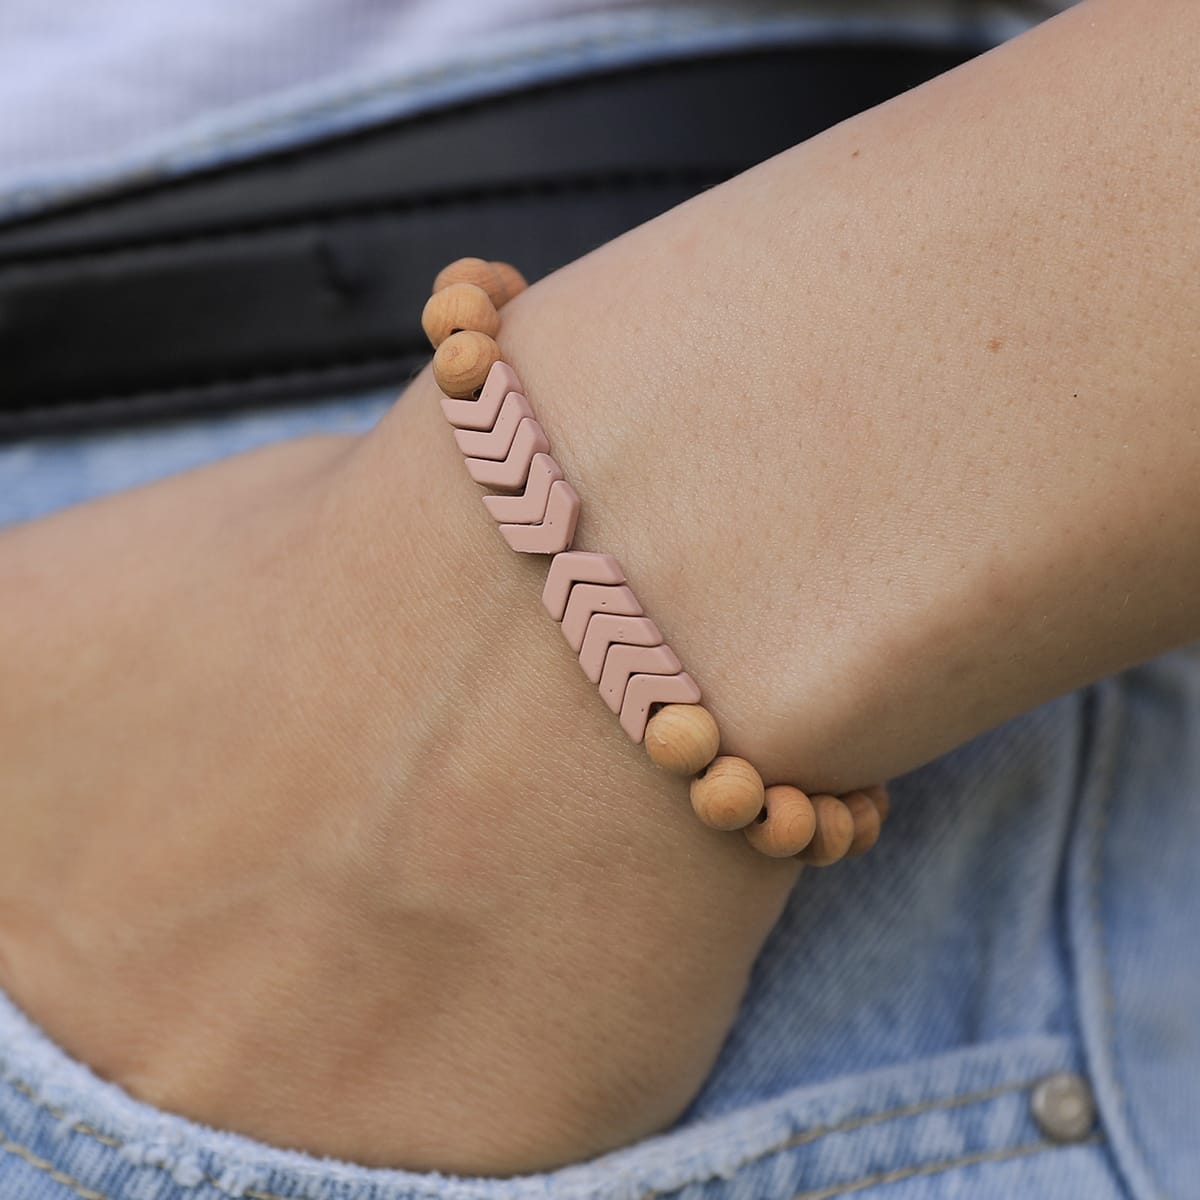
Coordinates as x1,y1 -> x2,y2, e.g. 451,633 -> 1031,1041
454,391 -> 534,460
560,583 -> 642,653
578,614 -> 662,684
482,453 -> 563,524
599,642 -> 682,713
542,551 -> 626,621
619,671 -> 702,743
499,480 -> 581,554
440,360 -> 523,430
464,418 -> 550,490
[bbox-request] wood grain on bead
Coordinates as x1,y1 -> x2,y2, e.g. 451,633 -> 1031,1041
644,703 -> 720,776
433,330 -> 502,399
843,790 -> 883,857
432,257 -> 507,308
421,282 -> 499,349
797,794 -> 855,866
743,784 -> 816,857
490,260 -> 528,305
690,755 -> 764,831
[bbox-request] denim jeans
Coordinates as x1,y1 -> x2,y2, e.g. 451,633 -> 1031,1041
1,6 -> 1196,1199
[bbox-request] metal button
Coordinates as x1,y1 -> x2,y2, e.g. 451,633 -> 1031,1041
1030,1072 -> 1096,1143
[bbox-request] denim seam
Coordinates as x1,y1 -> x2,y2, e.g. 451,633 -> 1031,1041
636,1075 -> 1033,1199
0,1108 -> 1102,1200
1086,685 -> 1163,1200
0,1119 -> 110,1200
1,1069 -> 1061,1200
786,1135 -> 1103,1200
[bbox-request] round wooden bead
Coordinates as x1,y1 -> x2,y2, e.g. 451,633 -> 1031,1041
421,282 -> 500,349
644,703 -> 720,776
432,257 -> 507,308
690,756 -> 764,831
490,260 -> 528,305
862,782 -> 890,823
432,330 -> 502,399
843,790 -> 883,858
743,784 -> 816,858
797,794 -> 856,866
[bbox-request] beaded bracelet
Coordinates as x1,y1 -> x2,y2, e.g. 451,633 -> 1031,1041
421,257 -> 889,864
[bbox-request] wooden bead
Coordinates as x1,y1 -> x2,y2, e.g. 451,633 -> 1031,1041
862,782 -> 890,823
421,282 -> 500,349
490,260 -> 528,305
432,257 -> 507,308
843,790 -> 882,858
743,784 -> 816,857
644,703 -> 720,776
797,794 -> 856,866
432,330 -> 502,399
690,756 -> 764,831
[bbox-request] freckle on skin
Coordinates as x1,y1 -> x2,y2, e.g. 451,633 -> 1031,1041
852,149 -> 861,158
988,337 -> 1003,353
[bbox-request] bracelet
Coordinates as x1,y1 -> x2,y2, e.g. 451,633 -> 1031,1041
421,257 -> 889,864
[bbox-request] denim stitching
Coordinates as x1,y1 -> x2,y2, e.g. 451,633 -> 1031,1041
0,1117 -> 1102,1200
787,1135 -> 1102,1200
0,1068 -> 1063,1200
8,1079 -> 122,1147
0,1118 -> 112,1200
1086,680 -> 1164,1200
637,1076 -> 1040,1200
3,1079 -> 292,1200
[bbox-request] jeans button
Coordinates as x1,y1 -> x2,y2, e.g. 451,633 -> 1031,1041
1030,1072 -> 1097,1143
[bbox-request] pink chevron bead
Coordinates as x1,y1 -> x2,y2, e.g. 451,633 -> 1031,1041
599,642 -> 682,713
440,360 -> 522,430
542,551 -> 626,621
454,390 -> 534,460
560,583 -> 642,653
499,480 -> 581,554
482,453 -> 563,524
619,671 -> 702,743
578,614 -> 662,683
464,418 -> 550,490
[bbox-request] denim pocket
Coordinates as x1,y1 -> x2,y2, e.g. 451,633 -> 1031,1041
0,996 -> 1121,1200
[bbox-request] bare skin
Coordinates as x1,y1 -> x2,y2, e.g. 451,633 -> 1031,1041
0,0 -> 1197,1176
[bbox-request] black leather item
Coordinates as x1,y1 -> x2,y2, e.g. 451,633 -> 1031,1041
0,41 -> 982,439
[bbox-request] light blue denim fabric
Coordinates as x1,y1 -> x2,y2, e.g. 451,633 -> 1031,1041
1,6 -> 1196,1199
